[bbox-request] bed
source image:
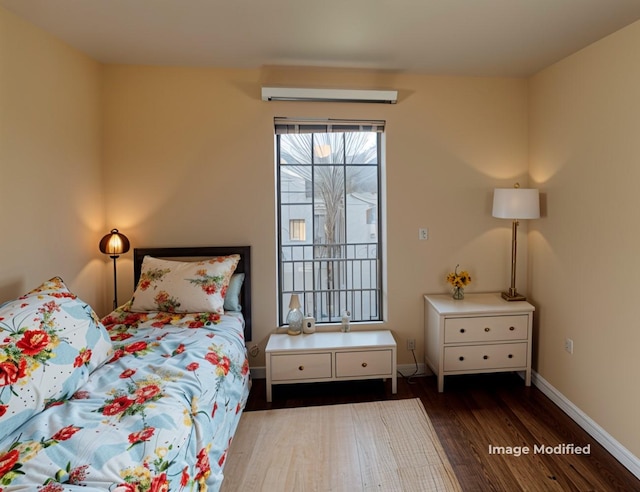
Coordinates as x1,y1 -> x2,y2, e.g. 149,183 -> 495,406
0,246 -> 252,491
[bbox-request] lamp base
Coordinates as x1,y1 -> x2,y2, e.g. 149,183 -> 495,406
501,290 -> 527,302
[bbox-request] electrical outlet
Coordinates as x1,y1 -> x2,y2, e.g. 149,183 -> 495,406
407,338 -> 416,351
419,228 -> 428,240
564,338 -> 574,354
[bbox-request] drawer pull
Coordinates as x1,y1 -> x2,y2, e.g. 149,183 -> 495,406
459,328 -> 466,333
509,326 -> 515,331
483,355 -> 489,360
361,362 -> 368,368
484,327 -> 491,332
459,356 -> 465,361
298,365 -> 304,371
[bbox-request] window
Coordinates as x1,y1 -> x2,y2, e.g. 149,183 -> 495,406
289,219 -> 306,241
276,118 -> 384,325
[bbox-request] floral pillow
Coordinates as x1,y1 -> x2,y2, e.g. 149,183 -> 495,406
0,277 -> 113,442
129,255 -> 240,314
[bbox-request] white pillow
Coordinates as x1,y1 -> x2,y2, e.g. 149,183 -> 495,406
130,255 -> 240,314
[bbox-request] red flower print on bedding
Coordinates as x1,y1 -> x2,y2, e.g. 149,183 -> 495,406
134,384 -> 161,404
114,483 -> 137,492
73,348 -> 92,368
0,360 -> 26,387
150,312 -> 176,328
136,268 -> 171,291
0,449 -> 19,477
125,341 -> 148,353
97,376 -> 167,419
109,332 -> 133,342
102,396 -> 135,416
15,330 -> 50,356
37,300 -> 61,315
149,472 -> 169,492
109,340 -> 152,363
49,291 -> 77,300
194,446 -> 211,482
154,291 -> 181,312
187,270 -> 225,296
204,351 -> 230,376
120,368 -> 136,379
127,426 -> 155,446
102,311 -> 149,338
40,484 -> 64,492
72,390 -> 90,400
186,312 -> 220,328
180,466 -> 190,487
67,464 -> 90,484
51,425 -> 81,441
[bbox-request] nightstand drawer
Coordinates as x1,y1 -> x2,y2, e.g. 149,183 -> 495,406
443,343 -> 527,371
336,349 -> 393,378
270,352 -> 332,381
444,315 -> 528,343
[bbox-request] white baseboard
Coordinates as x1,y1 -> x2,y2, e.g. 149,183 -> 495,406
250,363 -> 427,381
250,366 -> 266,379
398,362 -> 429,378
532,371 -> 640,480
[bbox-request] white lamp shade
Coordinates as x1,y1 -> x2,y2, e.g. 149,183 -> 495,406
492,188 -> 540,219
288,294 -> 301,310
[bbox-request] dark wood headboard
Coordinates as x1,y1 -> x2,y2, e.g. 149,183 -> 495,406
133,246 -> 252,342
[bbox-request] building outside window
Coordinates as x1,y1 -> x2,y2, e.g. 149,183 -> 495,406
275,118 -> 384,325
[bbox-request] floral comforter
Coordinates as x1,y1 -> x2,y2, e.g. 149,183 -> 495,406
0,308 -> 250,492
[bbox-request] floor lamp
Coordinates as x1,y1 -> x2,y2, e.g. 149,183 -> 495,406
99,229 -> 130,310
492,184 -> 540,301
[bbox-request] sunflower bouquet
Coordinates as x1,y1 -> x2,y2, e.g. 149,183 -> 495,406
446,265 -> 471,299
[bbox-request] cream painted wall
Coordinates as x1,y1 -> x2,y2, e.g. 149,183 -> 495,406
0,7 -> 106,308
101,65 -> 529,367
529,20 -> 640,457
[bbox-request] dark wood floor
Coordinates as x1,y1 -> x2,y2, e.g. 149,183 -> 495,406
245,372 -> 640,491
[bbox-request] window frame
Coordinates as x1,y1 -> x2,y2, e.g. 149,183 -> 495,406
275,119 -> 384,326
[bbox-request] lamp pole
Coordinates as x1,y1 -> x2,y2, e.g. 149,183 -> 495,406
111,255 -> 119,310
503,219 -> 525,301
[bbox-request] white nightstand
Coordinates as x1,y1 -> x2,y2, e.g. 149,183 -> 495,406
265,330 -> 397,402
424,293 -> 535,392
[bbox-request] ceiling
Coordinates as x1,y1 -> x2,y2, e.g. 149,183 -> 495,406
3,0 -> 640,77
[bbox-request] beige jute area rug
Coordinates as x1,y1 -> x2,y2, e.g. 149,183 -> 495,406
220,398 -> 462,492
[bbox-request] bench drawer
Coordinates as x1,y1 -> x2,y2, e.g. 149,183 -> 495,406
336,349 -> 393,378
270,352 -> 332,381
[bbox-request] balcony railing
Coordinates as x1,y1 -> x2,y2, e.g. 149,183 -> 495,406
280,242 -> 381,324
